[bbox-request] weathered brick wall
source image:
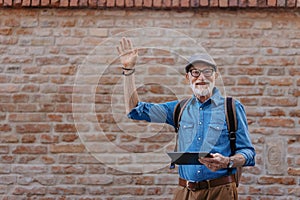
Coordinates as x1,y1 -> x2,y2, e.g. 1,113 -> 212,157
0,9 -> 299,199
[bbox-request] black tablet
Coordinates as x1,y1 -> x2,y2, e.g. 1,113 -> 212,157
167,152 -> 212,165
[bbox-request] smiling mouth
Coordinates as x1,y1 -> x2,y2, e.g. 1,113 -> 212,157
195,82 -> 208,85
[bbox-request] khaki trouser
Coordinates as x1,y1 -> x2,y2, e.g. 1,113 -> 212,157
173,182 -> 238,200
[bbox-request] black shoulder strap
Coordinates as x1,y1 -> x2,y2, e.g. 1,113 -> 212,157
173,97 -> 191,133
170,97 -> 191,169
225,97 -> 237,156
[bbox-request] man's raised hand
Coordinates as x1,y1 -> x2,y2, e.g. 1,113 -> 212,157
117,37 -> 138,69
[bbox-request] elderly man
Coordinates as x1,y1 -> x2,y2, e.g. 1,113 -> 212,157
117,37 -> 255,200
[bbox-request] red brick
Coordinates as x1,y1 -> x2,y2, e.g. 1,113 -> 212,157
54,124 -> 77,132
172,0 -> 180,7
59,0 -> 69,6
0,124 -> 12,132
276,0 -> 285,6
21,135 -> 36,143
265,186 -> 285,196
106,0 -> 114,6
3,0 -> 12,6
153,0 -> 162,7
228,0 -> 238,6
41,156 -> 55,164
13,186 -> 47,195
16,124 -> 51,133
48,186 -> 85,195
181,0 -> 190,7
210,0 -> 218,6
190,0 -> 199,6
238,0 -> 247,6
9,113 -> 47,122
78,0 -> 88,6
134,176 -> 155,185
261,97 -> 297,107
77,175 -> 113,185
70,0 -> 78,6
125,0 -> 133,7
87,0 -> 96,6
248,0 -> 257,6
257,0 -> 267,6
219,0 -> 228,7
41,134 -> 59,144
267,0 -> 276,6
147,187 -> 163,195
41,0 -> 50,6
288,167 -> 300,176
31,0 -> 39,6
12,145 -> 47,154
135,0 -> 143,6
258,176 -> 296,185
51,165 -> 86,174
106,187 -> 145,195
36,56 -> 69,66
61,134 -> 78,142
259,118 -> 294,128
50,144 -> 85,153
116,0 -> 124,6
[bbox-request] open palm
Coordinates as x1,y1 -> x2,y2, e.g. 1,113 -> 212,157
117,37 -> 138,69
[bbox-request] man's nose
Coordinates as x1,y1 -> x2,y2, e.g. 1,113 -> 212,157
197,72 -> 206,80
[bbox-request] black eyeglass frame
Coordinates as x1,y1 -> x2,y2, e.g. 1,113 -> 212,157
188,68 -> 215,78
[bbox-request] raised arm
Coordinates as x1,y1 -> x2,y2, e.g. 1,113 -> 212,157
117,37 -> 139,113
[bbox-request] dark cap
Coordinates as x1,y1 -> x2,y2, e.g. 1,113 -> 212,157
185,53 -> 217,73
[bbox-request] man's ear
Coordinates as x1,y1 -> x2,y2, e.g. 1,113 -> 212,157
185,73 -> 190,83
214,71 -> 219,79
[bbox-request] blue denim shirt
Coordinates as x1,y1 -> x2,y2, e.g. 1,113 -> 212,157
127,88 -> 256,182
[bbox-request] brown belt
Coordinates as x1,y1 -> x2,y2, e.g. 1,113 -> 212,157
179,175 -> 235,191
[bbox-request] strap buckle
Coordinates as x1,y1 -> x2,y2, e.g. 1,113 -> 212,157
206,179 -> 211,189
229,131 -> 236,141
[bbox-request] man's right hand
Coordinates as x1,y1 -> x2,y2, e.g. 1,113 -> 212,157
117,37 -> 138,69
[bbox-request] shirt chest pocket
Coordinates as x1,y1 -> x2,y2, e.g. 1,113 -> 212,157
206,123 -> 228,146
179,121 -> 195,144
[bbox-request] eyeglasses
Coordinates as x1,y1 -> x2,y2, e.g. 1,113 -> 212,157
189,68 -> 215,78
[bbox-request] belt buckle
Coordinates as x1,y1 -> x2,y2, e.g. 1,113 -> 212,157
186,180 -> 196,191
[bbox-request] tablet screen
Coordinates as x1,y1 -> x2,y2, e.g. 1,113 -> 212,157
167,152 -> 211,165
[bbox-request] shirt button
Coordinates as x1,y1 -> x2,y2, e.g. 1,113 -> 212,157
197,170 -> 201,173
198,137 -> 201,141
200,108 -> 203,110
199,122 -> 202,125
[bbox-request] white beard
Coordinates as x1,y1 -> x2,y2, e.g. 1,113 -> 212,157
190,81 -> 215,98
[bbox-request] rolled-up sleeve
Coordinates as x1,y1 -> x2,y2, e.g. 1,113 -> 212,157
127,101 -> 178,126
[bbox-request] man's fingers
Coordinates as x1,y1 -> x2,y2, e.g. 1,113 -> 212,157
128,39 -> 133,50
122,37 -> 131,51
117,46 -> 122,54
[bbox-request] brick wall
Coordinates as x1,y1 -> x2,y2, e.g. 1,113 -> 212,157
0,8 -> 299,199
1,0 -> 300,8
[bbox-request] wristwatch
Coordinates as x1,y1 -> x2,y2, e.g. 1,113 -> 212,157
228,157 -> 234,168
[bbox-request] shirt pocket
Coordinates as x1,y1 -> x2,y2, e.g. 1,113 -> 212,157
206,123 -> 228,146
179,121 -> 195,144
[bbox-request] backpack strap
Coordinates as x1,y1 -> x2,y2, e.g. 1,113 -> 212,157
173,97 -> 192,133
225,97 -> 237,156
225,97 -> 242,187
170,97 -> 192,169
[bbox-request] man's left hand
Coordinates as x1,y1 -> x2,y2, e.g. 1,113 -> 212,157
199,153 -> 229,172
